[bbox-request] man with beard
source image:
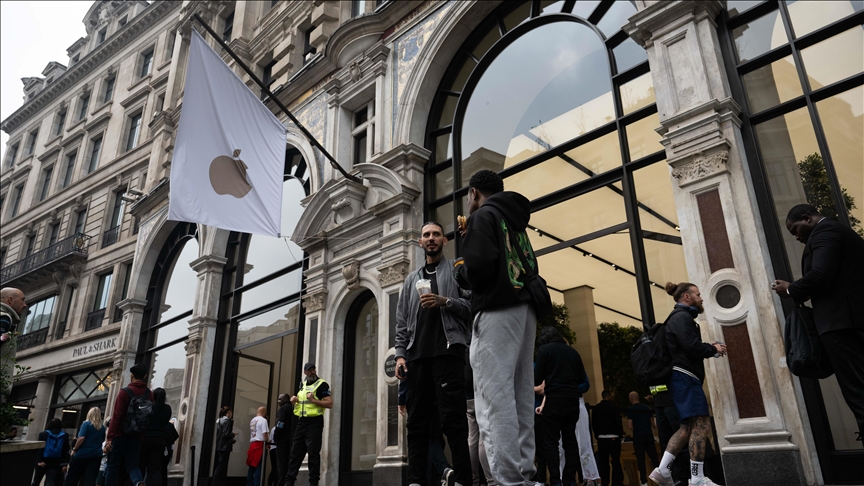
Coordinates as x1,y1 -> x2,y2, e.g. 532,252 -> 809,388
649,283 -> 726,486
455,169 -> 541,486
281,363 -> 331,486
395,221 -> 473,486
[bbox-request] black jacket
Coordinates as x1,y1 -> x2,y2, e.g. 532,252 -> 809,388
457,191 -> 537,315
592,400 -> 623,438
789,218 -> 864,335
273,403 -> 292,444
535,342 -> 587,398
665,306 -> 716,382
215,417 -> 235,452
37,430 -> 70,464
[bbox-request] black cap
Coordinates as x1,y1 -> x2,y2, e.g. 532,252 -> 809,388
303,362 -> 316,372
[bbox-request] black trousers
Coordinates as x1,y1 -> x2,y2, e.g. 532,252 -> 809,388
212,451 -> 231,486
32,460 -> 63,486
822,328 -> 864,446
139,435 -> 165,486
276,440 -> 291,484
655,403 -> 689,482
63,455 -> 101,486
284,417 -> 323,483
596,438 -> 624,486
406,355 -> 472,486
632,435 -> 659,483
542,396 -> 580,486
267,448 -> 279,486
532,413 -> 548,484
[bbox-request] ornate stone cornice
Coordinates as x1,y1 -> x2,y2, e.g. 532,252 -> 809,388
117,298 -> 148,313
1,1 -> 181,134
190,254 -> 228,275
625,0 -> 724,48
302,289 -> 328,312
377,260 -> 410,287
671,150 -> 728,186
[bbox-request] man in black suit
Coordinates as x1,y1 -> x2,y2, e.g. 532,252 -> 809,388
773,204 -> 864,446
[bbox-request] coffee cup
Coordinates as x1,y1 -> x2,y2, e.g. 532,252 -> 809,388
416,279 -> 432,296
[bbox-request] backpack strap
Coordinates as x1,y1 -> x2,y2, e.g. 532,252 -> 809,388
122,387 -> 133,398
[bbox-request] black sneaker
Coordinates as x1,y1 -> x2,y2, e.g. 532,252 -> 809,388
441,467 -> 455,486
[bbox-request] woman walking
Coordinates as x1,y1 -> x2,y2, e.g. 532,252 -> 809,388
212,406 -> 237,486
63,407 -> 107,486
139,388 -> 171,486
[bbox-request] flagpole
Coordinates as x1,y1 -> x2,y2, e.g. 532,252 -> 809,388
191,13 -> 362,184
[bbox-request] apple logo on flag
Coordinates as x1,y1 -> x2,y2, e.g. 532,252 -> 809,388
209,148 -> 253,198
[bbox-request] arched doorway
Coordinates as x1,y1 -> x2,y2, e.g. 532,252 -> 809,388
340,290 -> 378,486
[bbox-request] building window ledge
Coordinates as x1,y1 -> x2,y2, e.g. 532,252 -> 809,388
90,100 -> 113,117
66,117 -> 86,133
127,73 -> 152,93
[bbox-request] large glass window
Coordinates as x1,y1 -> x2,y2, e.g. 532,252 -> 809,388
344,294 -> 379,471
50,366 -> 112,437
22,295 -> 57,334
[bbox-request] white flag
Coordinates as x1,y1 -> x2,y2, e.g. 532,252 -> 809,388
169,30 -> 286,237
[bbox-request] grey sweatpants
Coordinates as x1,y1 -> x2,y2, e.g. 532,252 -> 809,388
470,303 -> 537,486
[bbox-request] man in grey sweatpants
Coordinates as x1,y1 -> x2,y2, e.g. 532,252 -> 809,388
456,170 -> 540,486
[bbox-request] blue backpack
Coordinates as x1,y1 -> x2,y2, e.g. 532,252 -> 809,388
43,430 -> 66,458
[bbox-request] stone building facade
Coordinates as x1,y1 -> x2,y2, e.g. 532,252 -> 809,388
2,1 -> 861,486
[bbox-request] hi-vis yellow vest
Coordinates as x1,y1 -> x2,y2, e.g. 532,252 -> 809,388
293,379 -> 327,418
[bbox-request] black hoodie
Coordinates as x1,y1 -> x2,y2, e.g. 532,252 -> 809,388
457,191 -> 537,315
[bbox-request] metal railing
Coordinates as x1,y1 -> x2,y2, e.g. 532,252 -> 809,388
102,225 -> 121,248
17,327 -> 49,351
0,233 -> 91,284
85,308 -> 106,331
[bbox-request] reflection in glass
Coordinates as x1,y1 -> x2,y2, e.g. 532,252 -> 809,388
596,0 -> 638,37
613,37 -> 646,74
530,185 -> 627,249
434,202 -> 455,235
22,295 -> 56,333
237,301 -> 301,346
626,113 -> 664,161
230,354 -> 272,476
435,133 -> 452,164
154,320 -> 190,349
620,72 -> 656,116
742,55 -> 802,113
728,0 -> 765,17
450,57 -> 476,92
472,27 -> 501,60
439,95 -> 458,128
732,10 -> 786,63
462,21 -> 613,172
350,297 -> 378,471
435,166 -> 454,199
816,86 -> 864,235
148,341 -> 186,425
244,179 -> 306,284
239,269 -> 303,314
754,108 -> 826,280
503,1 -> 532,32
159,238 -> 198,323
786,0 -> 863,38
800,26 -> 864,89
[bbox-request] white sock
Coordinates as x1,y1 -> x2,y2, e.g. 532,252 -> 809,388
691,460 -> 705,481
658,451 -> 675,477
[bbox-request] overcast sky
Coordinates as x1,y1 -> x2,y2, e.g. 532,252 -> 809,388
1,1 -> 93,161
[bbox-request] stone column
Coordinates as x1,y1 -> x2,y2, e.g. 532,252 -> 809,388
563,286 -> 604,405
26,375 -> 55,440
106,298 -> 148,416
626,2 -> 818,485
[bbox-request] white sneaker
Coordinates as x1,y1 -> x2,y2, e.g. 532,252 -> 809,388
649,467 -> 674,486
689,478 -> 721,486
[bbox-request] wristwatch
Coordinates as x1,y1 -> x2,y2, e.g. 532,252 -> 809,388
444,297 -> 452,309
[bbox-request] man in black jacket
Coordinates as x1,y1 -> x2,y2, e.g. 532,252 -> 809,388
592,391 -> 623,486
455,169 -> 540,486
773,204 -> 864,445
649,283 -> 726,486
273,394 -> 292,483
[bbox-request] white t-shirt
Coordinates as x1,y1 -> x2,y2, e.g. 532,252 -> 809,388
269,427 -> 277,450
249,416 -> 269,443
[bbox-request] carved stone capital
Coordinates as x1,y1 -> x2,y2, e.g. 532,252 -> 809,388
302,290 -> 328,312
377,261 -> 410,287
342,260 -> 362,290
185,337 -> 201,355
671,151 -> 728,186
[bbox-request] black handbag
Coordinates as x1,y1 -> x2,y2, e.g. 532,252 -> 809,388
784,304 -> 833,379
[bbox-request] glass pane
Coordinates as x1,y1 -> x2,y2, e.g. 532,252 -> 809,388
95,274 -> 112,310
449,57 -> 476,92
244,179 -> 306,284
240,269 -> 303,314
572,0 -> 601,18
786,0 -> 864,37
462,22 -> 614,173
434,202 -> 455,235
620,72 -> 656,116
24,296 -> 55,332
435,133 -> 452,164
435,166 -> 454,199
230,355 -> 272,476
614,37 -> 647,73
741,55 -> 802,113
154,319 -> 190,348
817,86 -> 864,236
159,239 -> 199,323
529,184 -> 628,252
350,297 -> 379,471
541,0 -> 566,15
800,26 -> 864,89
754,108 -> 829,280
626,113 -> 664,161
821,373 -> 861,449
58,377 -> 79,403
597,0 -> 637,37
236,301 -> 301,346
148,341 -> 186,419
732,9 -> 786,63
472,27 -> 501,60
503,2 -> 532,32
438,95 -> 458,128
728,0 -> 765,17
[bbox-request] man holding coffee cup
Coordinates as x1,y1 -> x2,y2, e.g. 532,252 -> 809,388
395,221 -> 473,486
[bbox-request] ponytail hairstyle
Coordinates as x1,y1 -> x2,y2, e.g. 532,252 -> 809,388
87,407 -> 103,431
665,281 -> 696,302
153,387 -> 167,407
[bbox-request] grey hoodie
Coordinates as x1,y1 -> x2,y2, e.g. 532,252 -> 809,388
394,257 -> 472,360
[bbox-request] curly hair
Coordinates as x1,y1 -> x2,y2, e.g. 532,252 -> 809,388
468,169 -> 504,196
537,326 -> 567,347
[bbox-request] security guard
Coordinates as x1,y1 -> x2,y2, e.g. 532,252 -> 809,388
281,362 -> 331,486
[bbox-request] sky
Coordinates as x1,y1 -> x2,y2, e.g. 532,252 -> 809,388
0,1 -> 93,162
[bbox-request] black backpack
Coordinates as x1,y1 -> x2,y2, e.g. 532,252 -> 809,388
631,309 -> 684,386
785,304 -> 833,379
121,387 -> 153,435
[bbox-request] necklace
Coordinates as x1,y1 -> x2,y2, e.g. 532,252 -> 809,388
425,264 -> 437,275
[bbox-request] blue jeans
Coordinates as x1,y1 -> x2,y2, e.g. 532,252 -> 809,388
246,462 -> 262,486
105,436 -> 144,486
